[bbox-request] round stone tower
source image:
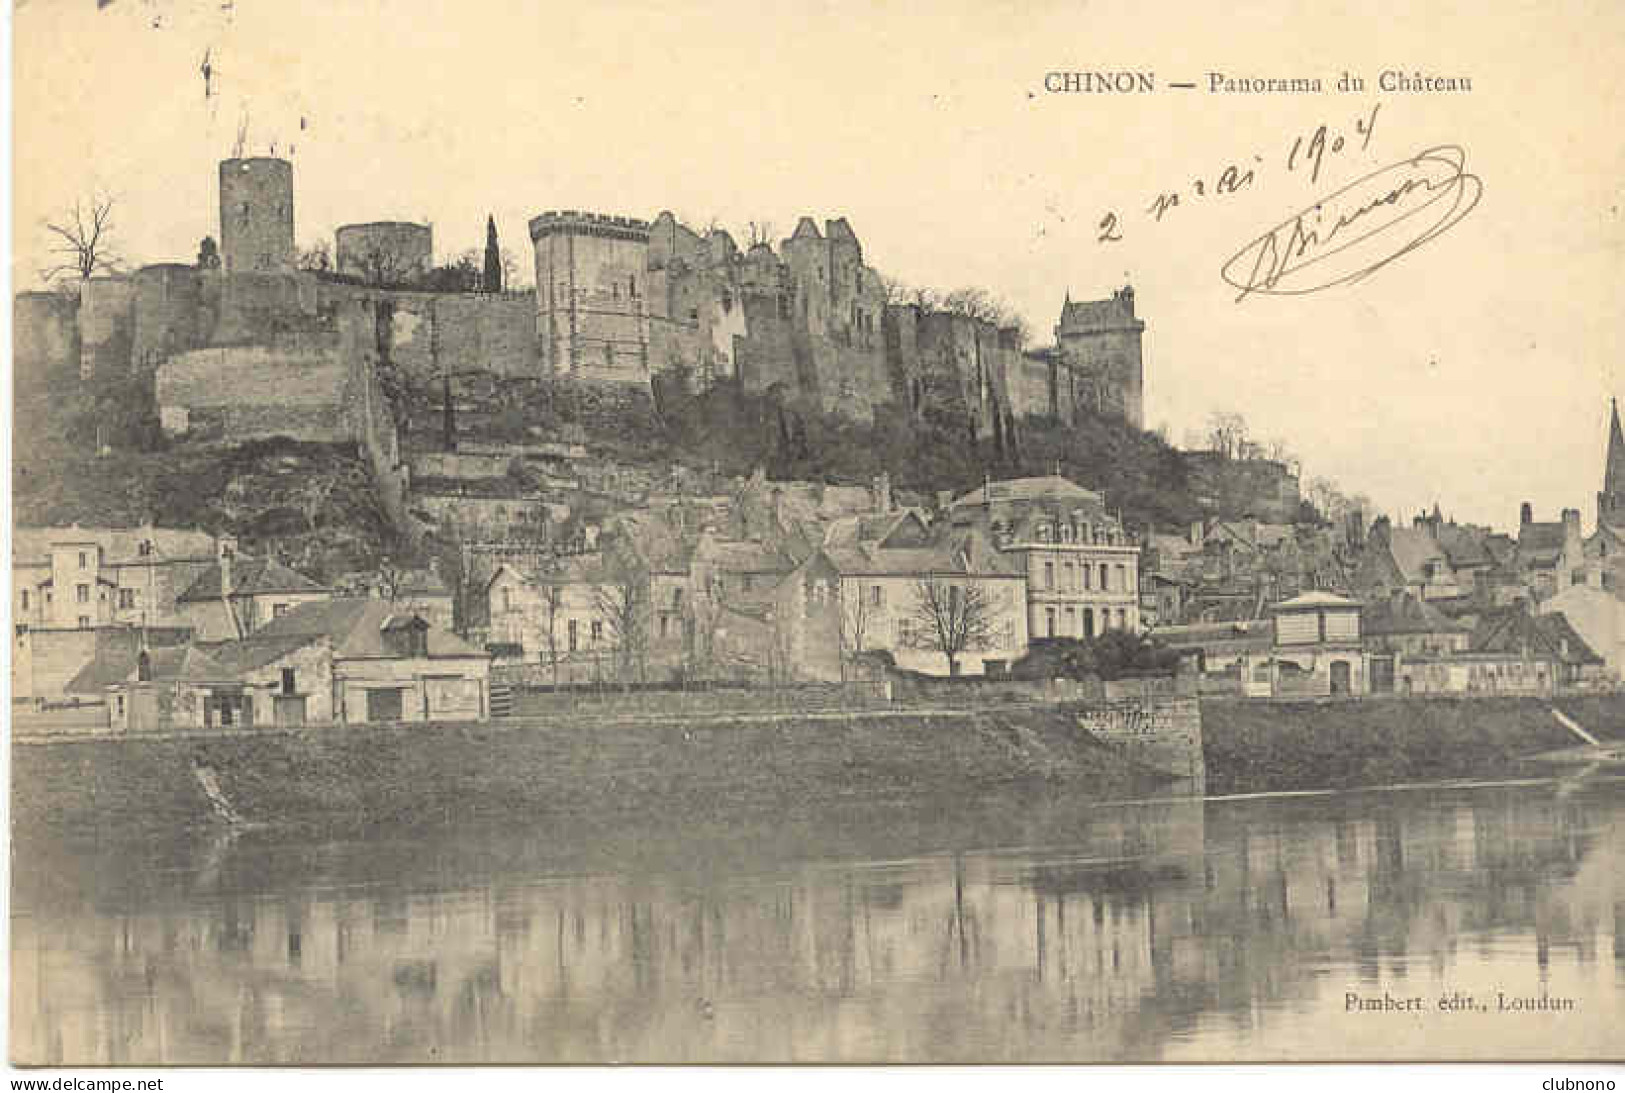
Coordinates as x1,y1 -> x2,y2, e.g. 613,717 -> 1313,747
218,157 -> 294,274
335,221 -> 433,285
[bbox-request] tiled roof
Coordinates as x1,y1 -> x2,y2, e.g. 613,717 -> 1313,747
177,556 -> 328,602
199,632 -> 326,675
823,527 -> 1024,579
1518,522 -> 1567,562
1363,592 -> 1467,636
1383,526 -> 1448,581
698,536 -> 798,575
1434,524 -> 1495,569
1471,606 -> 1603,665
949,475 -> 1103,510
12,526 -> 216,567
1058,294 -> 1136,331
1270,591 -> 1360,611
245,598 -> 487,659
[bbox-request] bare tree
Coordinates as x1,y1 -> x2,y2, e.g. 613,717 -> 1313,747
42,194 -> 123,281
499,247 -> 530,290
904,575 -> 998,676
684,585 -> 727,683
593,558 -> 650,691
941,286 -> 1000,323
878,275 -> 917,306
1206,410 -> 1249,460
838,580 -> 874,681
528,553 -> 569,692
346,243 -> 424,287
295,471 -> 341,535
1307,476 -> 1348,521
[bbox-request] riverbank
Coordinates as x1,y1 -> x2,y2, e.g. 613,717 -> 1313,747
10,704 -> 1168,841
1201,692 -> 1625,795
14,692 -> 1623,844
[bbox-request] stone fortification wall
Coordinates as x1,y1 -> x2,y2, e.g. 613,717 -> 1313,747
155,342 -> 352,443
13,291 -> 80,389
78,276 -> 135,381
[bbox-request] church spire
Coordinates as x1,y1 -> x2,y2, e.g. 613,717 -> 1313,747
1599,399 -> 1625,528
1607,399 -> 1625,493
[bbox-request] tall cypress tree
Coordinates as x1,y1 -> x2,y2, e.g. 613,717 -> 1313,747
483,215 -> 501,292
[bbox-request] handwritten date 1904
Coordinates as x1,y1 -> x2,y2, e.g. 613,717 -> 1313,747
1096,103 -> 1383,244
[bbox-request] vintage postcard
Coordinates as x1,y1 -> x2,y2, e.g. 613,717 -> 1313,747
6,0 -> 1624,1074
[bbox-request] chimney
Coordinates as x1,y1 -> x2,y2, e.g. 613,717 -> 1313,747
217,535 -> 237,596
872,471 -> 893,515
1521,502 -> 1534,527
1189,519 -> 1204,547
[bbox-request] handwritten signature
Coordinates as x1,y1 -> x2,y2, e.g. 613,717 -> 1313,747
1219,145 -> 1483,302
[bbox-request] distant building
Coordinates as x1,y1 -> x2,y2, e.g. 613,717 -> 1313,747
943,474 -> 1142,639
1540,583 -> 1625,679
1052,287 -> 1145,427
789,525 -> 1029,679
529,211 -> 652,382
74,598 -> 489,729
1515,504 -> 1584,602
173,538 -> 332,641
219,157 -> 294,273
1265,591 -> 1367,697
11,525 -> 220,703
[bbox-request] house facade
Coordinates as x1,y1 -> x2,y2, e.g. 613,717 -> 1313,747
788,527 -> 1029,679
173,538 -> 332,641
1264,591 -> 1368,697
944,474 -> 1141,640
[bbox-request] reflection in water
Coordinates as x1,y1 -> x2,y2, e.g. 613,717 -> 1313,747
11,780 -> 1624,1063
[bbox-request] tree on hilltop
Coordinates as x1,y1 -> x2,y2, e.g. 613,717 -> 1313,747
41,193 -> 123,282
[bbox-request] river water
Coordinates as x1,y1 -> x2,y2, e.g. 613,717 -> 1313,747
11,775 -> 1624,1064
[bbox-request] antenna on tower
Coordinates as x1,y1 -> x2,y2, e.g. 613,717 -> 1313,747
232,111 -> 249,159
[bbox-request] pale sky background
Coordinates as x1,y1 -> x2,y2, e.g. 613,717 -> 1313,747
11,0 -> 1625,534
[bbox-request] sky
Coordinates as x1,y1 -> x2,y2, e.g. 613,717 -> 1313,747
11,0 -> 1625,534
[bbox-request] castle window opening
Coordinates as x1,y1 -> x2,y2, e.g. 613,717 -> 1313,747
20,590 -> 28,610
591,620 -> 603,645
77,616 -> 90,630
78,551 -> 87,568
76,584 -> 89,604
